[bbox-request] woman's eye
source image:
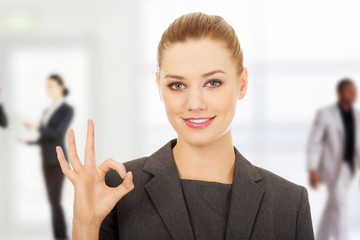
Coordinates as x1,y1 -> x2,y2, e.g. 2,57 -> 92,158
168,82 -> 186,90
205,80 -> 222,88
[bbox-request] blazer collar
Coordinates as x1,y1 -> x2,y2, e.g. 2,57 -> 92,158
143,139 -> 265,240
41,101 -> 67,127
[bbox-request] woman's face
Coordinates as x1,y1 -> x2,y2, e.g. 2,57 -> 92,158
156,38 -> 248,146
46,78 -> 63,99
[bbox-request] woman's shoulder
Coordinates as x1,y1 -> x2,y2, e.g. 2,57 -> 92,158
56,101 -> 74,114
256,166 -> 303,188
236,148 -> 307,203
62,102 -> 74,111
254,165 -> 308,205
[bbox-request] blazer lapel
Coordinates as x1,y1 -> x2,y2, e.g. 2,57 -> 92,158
143,139 -> 195,240
48,102 -> 66,125
332,103 -> 344,139
40,102 -> 66,127
143,139 -> 265,240
225,148 -> 265,240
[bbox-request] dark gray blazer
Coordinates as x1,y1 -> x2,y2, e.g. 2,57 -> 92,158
100,139 -> 314,240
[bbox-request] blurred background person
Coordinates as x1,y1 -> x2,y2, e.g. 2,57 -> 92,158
0,87 -> 8,128
306,78 -> 359,240
18,74 -> 74,240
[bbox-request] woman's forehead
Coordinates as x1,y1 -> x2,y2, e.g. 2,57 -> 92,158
160,39 -> 234,78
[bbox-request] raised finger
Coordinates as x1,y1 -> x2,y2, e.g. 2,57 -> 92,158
67,128 -> 83,171
84,119 -> 96,166
99,158 -> 127,179
56,146 -> 77,183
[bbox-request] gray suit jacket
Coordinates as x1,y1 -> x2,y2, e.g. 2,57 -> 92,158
100,139 -> 314,240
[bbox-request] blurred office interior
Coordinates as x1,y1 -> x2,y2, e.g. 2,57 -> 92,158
0,0 -> 359,239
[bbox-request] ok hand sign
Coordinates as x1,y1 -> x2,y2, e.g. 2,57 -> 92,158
56,119 -> 134,239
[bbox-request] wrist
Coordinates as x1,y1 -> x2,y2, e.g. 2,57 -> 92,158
72,218 -> 102,240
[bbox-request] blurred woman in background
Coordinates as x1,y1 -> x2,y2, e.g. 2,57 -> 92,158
19,74 -> 74,240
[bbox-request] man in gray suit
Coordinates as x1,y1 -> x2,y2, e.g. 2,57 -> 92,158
307,78 -> 360,240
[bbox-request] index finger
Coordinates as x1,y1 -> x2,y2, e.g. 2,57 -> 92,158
84,119 -> 96,166
67,128 -> 83,171
56,146 -> 77,183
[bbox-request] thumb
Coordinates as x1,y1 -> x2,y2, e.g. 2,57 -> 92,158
114,171 -> 134,200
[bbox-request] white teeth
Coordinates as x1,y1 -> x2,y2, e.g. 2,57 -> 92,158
188,118 -> 210,123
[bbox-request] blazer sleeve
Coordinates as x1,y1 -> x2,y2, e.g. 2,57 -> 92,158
39,107 -> 74,141
306,109 -> 326,171
296,187 -> 315,240
0,104 -> 8,128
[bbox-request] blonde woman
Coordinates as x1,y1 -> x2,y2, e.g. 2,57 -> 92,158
56,12 -> 314,240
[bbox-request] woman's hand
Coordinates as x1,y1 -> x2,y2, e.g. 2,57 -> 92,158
309,170 -> 321,189
23,122 -> 40,130
56,119 -> 134,239
17,137 -> 28,144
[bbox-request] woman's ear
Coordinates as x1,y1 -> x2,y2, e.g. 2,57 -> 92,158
238,67 -> 248,100
155,72 -> 163,101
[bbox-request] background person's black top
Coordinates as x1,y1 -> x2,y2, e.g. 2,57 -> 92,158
0,104 -> 7,128
28,102 -> 74,165
338,102 -> 355,172
180,178 -> 232,240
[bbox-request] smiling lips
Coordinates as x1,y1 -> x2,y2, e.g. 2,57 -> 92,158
182,117 -> 216,129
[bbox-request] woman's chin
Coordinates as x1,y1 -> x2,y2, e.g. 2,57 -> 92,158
179,132 -> 218,147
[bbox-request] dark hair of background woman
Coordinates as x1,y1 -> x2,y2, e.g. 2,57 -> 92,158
48,74 -> 69,96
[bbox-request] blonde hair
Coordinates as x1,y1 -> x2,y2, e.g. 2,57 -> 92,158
157,12 -> 244,75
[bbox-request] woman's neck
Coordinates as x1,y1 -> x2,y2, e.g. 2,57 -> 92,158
52,96 -> 64,105
172,131 -> 235,184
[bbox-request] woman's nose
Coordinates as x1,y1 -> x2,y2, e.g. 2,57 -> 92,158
186,87 -> 207,111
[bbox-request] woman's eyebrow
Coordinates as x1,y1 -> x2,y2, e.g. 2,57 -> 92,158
202,70 -> 226,78
164,74 -> 184,80
164,70 -> 226,80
